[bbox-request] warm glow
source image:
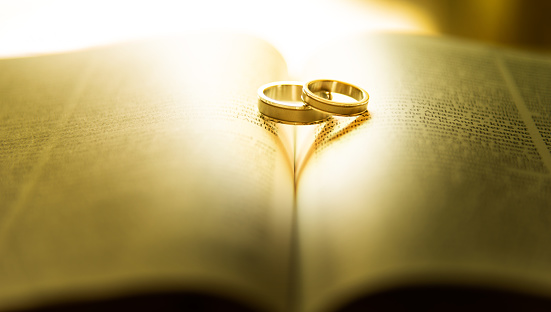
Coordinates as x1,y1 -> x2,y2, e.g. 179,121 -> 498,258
0,0 -> 436,72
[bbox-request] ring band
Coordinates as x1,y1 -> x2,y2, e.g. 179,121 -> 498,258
258,81 -> 331,124
302,79 -> 369,116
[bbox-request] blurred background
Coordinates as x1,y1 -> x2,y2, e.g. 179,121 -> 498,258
0,0 -> 550,73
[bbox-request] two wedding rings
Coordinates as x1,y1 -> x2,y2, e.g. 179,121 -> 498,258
258,79 -> 369,124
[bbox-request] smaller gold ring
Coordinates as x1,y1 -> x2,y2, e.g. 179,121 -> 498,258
258,81 -> 331,124
302,79 -> 369,116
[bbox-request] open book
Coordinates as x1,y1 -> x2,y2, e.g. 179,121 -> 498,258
1,32 -> 550,311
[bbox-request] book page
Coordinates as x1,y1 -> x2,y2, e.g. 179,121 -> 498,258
296,34 -> 551,312
0,34 -> 294,311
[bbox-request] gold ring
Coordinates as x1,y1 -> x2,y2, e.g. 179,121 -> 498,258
258,81 -> 331,124
302,79 -> 369,116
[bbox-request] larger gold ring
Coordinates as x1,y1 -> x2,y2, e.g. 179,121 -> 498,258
302,79 -> 369,116
258,81 -> 331,124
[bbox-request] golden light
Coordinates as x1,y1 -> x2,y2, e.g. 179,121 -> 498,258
0,0 -> 436,69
